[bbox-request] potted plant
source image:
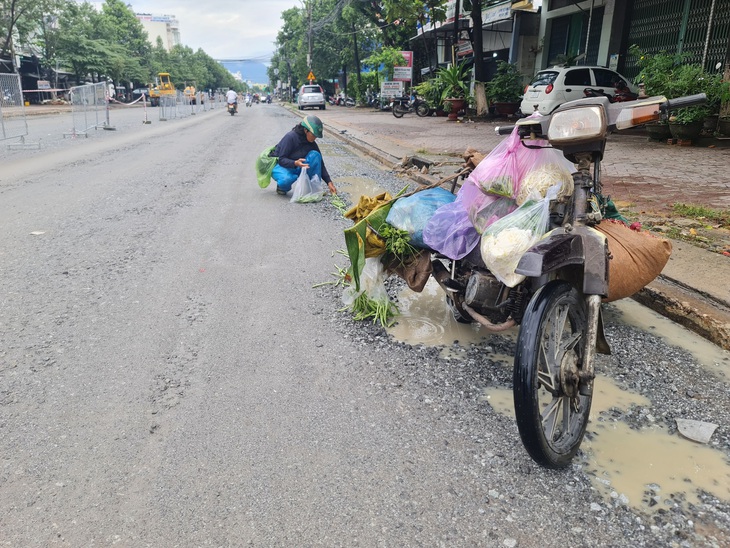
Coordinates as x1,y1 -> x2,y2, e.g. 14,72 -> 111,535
664,63 -> 714,141
412,78 -> 444,115
631,46 -> 677,140
487,61 -> 524,116
435,61 -> 471,120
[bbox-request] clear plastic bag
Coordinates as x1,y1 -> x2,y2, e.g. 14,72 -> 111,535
515,145 -> 574,205
480,184 -> 560,287
291,167 -> 325,203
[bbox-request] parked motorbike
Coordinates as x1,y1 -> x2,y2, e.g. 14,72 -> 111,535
430,92 -> 706,468
391,95 -> 431,118
583,80 -> 638,103
227,102 -> 237,116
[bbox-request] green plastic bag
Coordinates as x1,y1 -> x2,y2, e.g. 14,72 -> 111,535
256,146 -> 277,188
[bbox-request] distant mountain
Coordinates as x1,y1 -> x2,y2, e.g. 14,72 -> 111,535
218,60 -> 269,86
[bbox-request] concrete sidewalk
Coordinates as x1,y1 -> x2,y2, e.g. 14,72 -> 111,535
307,104 -> 730,351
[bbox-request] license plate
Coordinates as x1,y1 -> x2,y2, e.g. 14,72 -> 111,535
528,91 -> 539,98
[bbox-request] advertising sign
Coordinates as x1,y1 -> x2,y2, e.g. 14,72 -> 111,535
381,81 -> 404,98
393,51 -> 413,82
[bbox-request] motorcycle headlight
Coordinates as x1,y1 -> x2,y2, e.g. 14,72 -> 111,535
547,106 -> 607,145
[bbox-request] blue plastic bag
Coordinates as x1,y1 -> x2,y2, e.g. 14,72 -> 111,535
385,187 -> 456,247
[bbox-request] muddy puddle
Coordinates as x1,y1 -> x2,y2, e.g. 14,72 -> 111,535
603,298 -> 730,381
484,378 -> 730,512
337,176 -> 413,205
390,283 -> 730,513
387,278 -> 512,352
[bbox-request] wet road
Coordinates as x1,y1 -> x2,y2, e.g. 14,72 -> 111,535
0,103 -> 729,546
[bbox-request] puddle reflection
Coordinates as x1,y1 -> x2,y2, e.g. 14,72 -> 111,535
605,298 -> 730,381
337,176 -> 391,205
483,377 -> 730,513
387,278 -> 502,348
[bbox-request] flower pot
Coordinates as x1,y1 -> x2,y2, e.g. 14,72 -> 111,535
703,114 -> 719,132
644,122 -> 672,141
668,121 -> 703,141
717,117 -> 730,136
492,101 -> 520,117
444,98 -> 466,121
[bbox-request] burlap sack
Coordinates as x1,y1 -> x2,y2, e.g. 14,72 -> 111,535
597,220 -> 672,302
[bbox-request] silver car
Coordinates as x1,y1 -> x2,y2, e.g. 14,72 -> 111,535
297,85 -> 326,110
520,65 -> 638,116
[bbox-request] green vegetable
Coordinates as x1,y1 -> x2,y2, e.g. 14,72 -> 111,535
347,291 -> 399,327
378,223 -> 417,265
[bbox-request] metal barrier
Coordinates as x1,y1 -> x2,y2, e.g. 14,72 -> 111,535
0,73 -> 39,149
65,82 -> 112,137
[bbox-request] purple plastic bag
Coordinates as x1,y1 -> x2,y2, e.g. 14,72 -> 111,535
422,180 -> 481,260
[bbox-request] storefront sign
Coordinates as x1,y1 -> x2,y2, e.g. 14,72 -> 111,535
483,1 -> 513,24
381,81 -> 404,98
393,51 -> 413,82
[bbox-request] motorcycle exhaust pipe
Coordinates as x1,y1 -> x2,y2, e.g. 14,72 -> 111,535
462,304 -> 516,332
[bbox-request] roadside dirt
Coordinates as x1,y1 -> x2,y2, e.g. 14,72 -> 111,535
603,174 -> 730,257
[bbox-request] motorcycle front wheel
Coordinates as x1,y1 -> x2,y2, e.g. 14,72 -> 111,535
392,104 -> 407,118
415,102 -> 430,117
513,281 -> 591,469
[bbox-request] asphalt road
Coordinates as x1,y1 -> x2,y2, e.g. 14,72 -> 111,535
1,104 -> 729,547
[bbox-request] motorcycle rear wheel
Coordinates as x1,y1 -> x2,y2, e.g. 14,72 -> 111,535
392,104 -> 407,118
513,281 -> 591,469
415,103 -> 430,117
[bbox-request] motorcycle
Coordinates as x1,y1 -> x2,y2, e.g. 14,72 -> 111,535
227,102 -> 237,116
583,80 -> 639,103
391,95 -> 431,118
429,92 -> 706,468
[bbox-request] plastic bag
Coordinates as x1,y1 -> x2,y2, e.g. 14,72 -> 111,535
385,187 -> 455,247
291,167 -> 325,203
471,195 -> 518,234
421,200 -> 480,259
468,129 -> 522,198
256,146 -> 277,188
515,147 -> 574,205
480,185 -> 560,287
341,257 -> 398,327
421,179 -> 480,259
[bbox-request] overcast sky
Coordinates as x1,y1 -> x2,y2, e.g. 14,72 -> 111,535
92,1 -> 303,61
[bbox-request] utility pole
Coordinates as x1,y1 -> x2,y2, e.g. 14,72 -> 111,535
452,0 -> 461,65
307,0 -> 313,70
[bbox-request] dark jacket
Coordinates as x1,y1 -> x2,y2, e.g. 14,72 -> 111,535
273,125 -> 332,183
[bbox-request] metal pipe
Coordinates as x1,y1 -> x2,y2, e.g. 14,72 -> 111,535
462,304 -> 516,332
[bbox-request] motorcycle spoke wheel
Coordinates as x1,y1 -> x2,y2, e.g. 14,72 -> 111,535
513,281 -> 591,469
392,105 -> 406,118
416,103 -> 430,117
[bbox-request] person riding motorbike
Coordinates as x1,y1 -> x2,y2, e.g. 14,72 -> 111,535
226,88 -> 238,112
270,115 -> 337,196
245,93 -> 253,107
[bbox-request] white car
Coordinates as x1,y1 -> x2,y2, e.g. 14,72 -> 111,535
520,66 -> 638,116
297,84 -> 326,110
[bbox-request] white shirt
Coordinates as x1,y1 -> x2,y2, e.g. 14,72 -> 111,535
226,90 -> 237,103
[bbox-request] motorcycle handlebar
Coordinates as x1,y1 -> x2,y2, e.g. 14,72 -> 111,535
494,125 -> 515,136
662,93 -> 707,112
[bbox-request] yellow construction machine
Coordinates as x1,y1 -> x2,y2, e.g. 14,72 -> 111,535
148,73 -> 176,106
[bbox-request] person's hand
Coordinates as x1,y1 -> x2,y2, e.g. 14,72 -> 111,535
327,181 -> 337,194
295,158 -> 308,168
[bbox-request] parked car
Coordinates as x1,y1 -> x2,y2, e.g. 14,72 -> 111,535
519,65 -> 638,116
131,88 -> 150,101
297,84 -> 326,110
